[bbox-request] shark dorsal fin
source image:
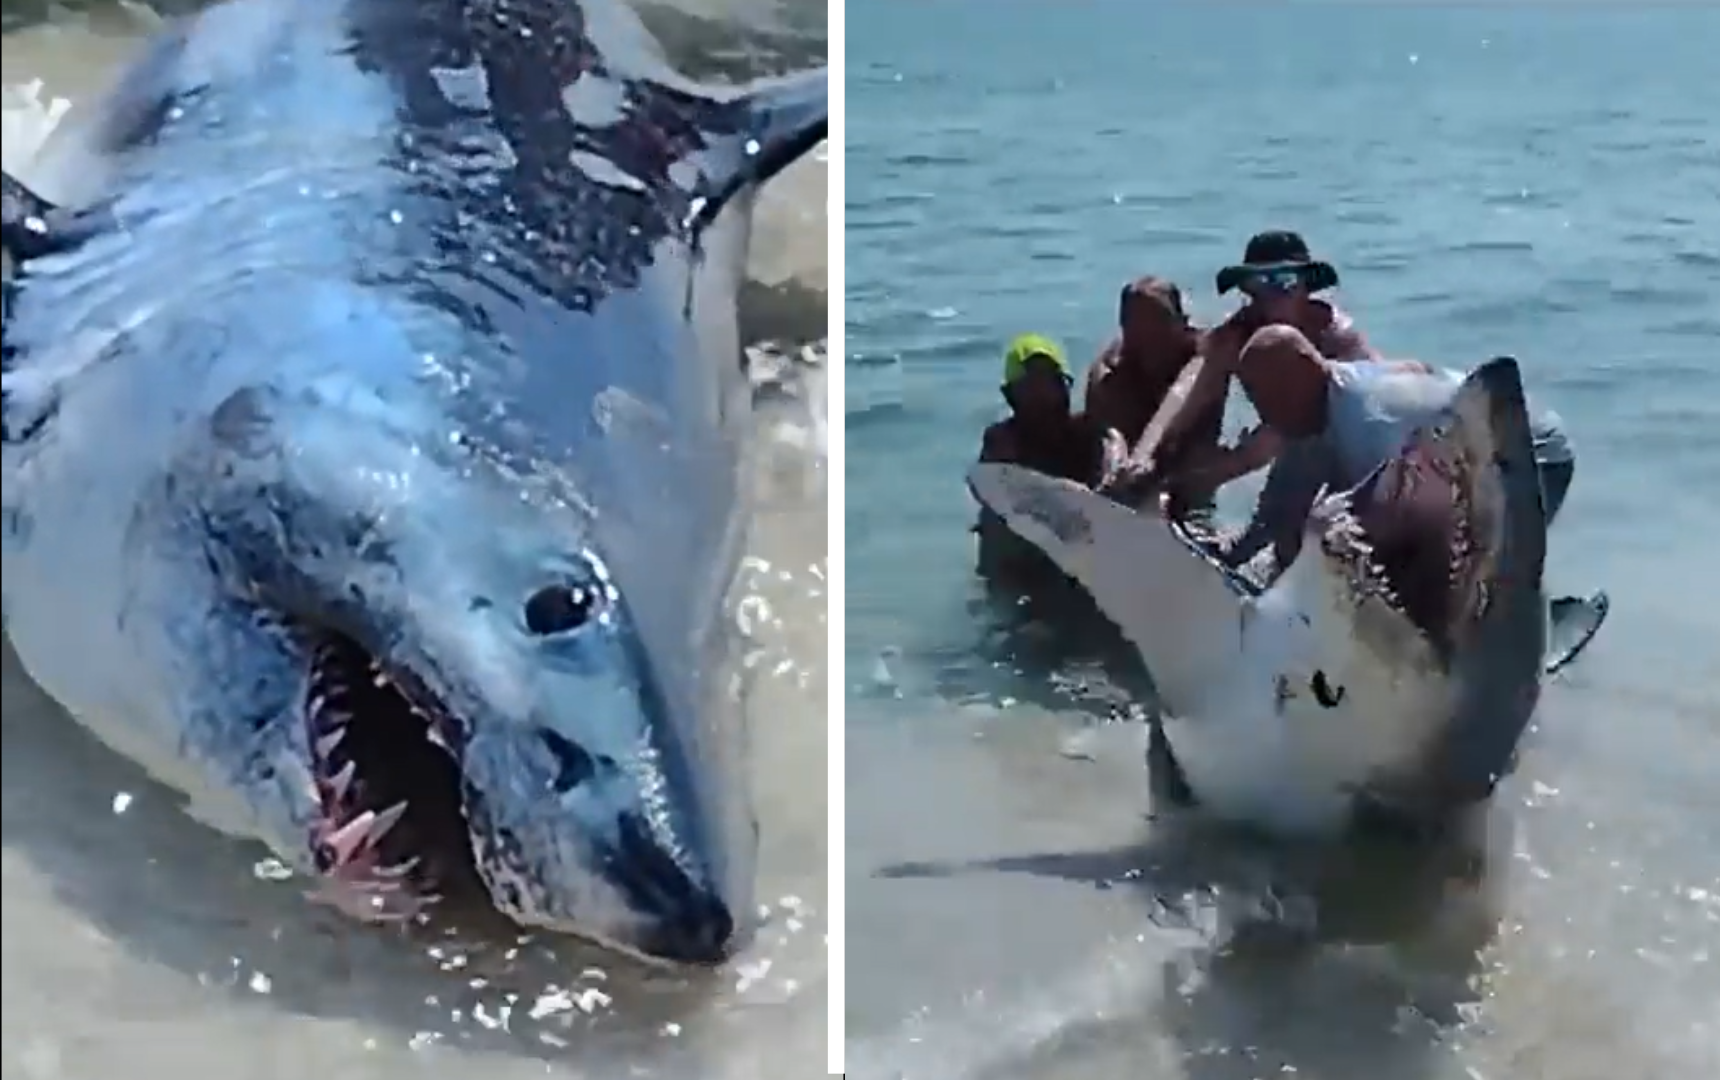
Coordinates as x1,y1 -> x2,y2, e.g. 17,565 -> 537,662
682,69 -> 825,235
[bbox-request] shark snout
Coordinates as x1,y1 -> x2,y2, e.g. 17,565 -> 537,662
607,813 -> 737,964
448,580 -> 753,962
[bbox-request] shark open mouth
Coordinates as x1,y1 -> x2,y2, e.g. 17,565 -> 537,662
301,630 -> 483,921
1319,431 -> 1483,655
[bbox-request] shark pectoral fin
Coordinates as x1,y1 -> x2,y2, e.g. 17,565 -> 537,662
4,170 -> 112,376
684,68 -> 827,234
967,462 -> 1248,711
1545,590 -> 1609,674
3,171 -> 61,265
2,171 -> 106,267
3,170 -> 117,435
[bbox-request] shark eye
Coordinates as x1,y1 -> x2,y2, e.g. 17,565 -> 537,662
523,582 -> 601,636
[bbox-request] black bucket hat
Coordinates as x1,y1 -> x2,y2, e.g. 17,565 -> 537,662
1215,230 -> 1340,295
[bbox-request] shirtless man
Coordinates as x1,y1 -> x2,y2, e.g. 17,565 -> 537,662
1211,325 -> 1575,577
1083,276 -> 1230,524
1149,230 -> 1382,500
1085,277 -> 1207,451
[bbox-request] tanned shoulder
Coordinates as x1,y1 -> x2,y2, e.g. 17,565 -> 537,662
979,420 -> 1019,463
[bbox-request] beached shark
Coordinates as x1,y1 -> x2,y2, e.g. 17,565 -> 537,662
1,0 -> 826,964
970,358 -> 1605,837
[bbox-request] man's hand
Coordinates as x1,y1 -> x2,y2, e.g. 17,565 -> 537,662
1097,428 -> 1130,485
1099,452 -> 1165,506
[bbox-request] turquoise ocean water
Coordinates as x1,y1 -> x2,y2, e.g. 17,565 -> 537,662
844,3 -> 1719,1078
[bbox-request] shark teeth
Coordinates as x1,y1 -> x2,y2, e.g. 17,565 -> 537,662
302,640 -> 458,920
314,727 -> 346,758
327,758 -> 357,799
1318,439 -> 1480,640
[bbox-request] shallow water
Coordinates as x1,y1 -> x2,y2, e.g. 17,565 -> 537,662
1,2 -> 827,1077
845,3 -> 1719,1078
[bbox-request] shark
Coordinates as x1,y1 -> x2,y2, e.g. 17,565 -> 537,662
2,0 -> 826,963
969,357 -> 1607,836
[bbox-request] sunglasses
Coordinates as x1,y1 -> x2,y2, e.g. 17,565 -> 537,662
1242,268 -> 1308,294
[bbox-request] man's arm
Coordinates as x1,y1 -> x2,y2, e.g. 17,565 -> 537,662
1085,339 -> 1116,396
1154,325 -> 1242,464
1082,341 -> 1127,439
1219,438 -> 1334,569
1170,425 -> 1283,494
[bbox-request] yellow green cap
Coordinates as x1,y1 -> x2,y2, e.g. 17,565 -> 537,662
1002,333 -> 1070,385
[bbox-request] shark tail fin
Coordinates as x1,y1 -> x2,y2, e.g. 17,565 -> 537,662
1546,590 -> 1608,674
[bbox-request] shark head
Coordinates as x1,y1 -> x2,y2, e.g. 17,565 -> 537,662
1300,357 -> 1550,814
87,372 -> 750,965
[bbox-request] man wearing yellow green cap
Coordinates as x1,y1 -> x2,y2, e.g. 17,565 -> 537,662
999,332 -> 1068,388
974,333 -> 1124,577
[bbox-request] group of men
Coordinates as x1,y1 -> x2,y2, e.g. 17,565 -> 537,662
975,229 -> 1576,582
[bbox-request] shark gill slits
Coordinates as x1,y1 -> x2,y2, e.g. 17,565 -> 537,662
538,729 -> 597,792
523,582 -> 599,635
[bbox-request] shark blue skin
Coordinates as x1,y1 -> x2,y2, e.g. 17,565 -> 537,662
0,0 -> 826,964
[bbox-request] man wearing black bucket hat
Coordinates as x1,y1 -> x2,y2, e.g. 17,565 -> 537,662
1212,230 -> 1374,361
1147,230 -> 1380,498
1214,230 -> 1344,301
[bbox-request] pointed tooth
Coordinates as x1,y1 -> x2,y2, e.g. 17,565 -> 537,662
325,811 -> 378,862
315,728 -> 347,758
377,857 -> 422,879
369,800 -> 410,840
372,671 -> 390,689
329,760 -> 358,798
425,727 -> 451,751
